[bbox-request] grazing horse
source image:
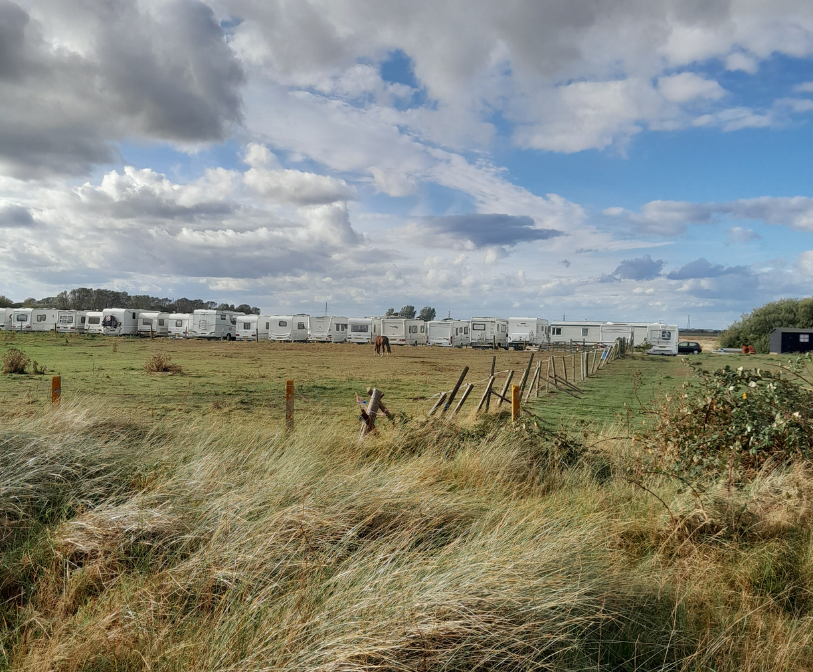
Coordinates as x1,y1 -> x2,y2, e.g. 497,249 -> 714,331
374,335 -> 391,356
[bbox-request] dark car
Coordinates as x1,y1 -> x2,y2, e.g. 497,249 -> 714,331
678,341 -> 702,355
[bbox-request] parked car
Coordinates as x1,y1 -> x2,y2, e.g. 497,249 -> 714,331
678,341 -> 702,355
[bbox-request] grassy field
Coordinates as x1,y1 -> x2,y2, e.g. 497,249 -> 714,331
3,334 -> 813,670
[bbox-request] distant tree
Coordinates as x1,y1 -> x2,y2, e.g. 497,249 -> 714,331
0,295 -> 14,308
235,303 -> 256,315
419,306 -> 436,322
720,297 -> 813,353
22,297 -> 37,307
385,307 -> 396,317
399,305 -> 416,319
217,303 -> 237,311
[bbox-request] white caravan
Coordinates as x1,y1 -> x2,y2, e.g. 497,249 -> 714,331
347,317 -> 382,344
599,322 -> 634,346
29,309 -> 59,331
56,310 -> 87,334
85,311 -> 104,334
507,317 -> 549,349
470,317 -> 509,349
549,321 -> 603,345
0,308 -> 9,330
8,308 -> 33,331
189,310 -> 239,340
100,309 -> 141,336
427,320 -> 470,347
236,315 -> 271,341
308,316 -> 348,343
137,312 -> 170,337
168,313 -> 191,339
646,324 -> 679,356
381,318 -> 426,346
268,314 -> 309,342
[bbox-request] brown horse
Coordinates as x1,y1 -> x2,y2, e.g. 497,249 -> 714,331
374,335 -> 391,356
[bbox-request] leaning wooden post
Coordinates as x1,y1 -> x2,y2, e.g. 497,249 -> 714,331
285,379 -> 294,430
496,370 -> 514,407
511,385 -> 520,423
544,358 -> 551,393
428,392 -> 448,416
51,375 -> 61,405
453,384 -> 474,415
571,354 -> 576,382
360,387 -> 383,438
524,364 -> 540,403
443,366 -> 469,413
535,361 -> 542,397
518,353 -> 534,396
476,376 -> 495,414
485,356 -> 496,411
551,357 -> 558,388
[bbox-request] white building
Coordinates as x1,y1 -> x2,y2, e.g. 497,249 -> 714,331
470,317 -> 509,349
507,317 -> 549,349
308,316 -> 348,343
427,319 -> 470,347
268,315 -> 309,342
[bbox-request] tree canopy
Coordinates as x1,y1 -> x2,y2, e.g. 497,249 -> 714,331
720,297 -> 813,353
419,306 -> 436,321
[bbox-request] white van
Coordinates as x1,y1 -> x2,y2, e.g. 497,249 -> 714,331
268,315 -> 309,342
101,309 -> 141,336
168,313 -> 191,339
647,324 -> 679,356
347,317 -> 381,344
549,321 -> 603,345
380,318 -> 426,346
137,312 -> 170,337
189,309 -> 239,340
470,317 -> 509,349
9,308 -> 33,331
308,316 -> 348,343
507,317 -> 548,349
427,320 -> 470,347
236,315 -> 271,341
85,311 -> 104,334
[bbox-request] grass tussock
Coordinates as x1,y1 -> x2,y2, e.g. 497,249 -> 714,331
2,403 -> 813,670
143,353 -> 182,374
3,347 -> 30,374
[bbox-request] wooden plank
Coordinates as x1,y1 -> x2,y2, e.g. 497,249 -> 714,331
496,370 -> 514,407
453,383 -> 474,415
511,385 -> 520,423
443,366 -> 470,412
476,376 -> 495,413
51,375 -> 61,405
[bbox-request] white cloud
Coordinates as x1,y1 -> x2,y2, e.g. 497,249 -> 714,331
725,52 -> 759,73
657,72 -> 726,103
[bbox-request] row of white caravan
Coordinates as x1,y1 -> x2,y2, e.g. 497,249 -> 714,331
0,308 -> 679,354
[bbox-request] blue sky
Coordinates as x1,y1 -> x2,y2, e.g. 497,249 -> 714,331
3,1 -> 813,327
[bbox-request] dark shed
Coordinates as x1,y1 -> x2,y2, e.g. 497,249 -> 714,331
769,328 -> 813,354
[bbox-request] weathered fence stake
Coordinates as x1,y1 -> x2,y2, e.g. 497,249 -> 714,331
485,356 -> 496,411
51,375 -> 61,405
428,392 -> 448,416
476,376 -> 495,414
443,366 -> 470,413
360,387 -> 383,438
525,364 -> 540,403
511,385 -> 520,423
453,383 -> 474,415
518,353 -> 534,396
496,370 -> 514,407
285,379 -> 294,430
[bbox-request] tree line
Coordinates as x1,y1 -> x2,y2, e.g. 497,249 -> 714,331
720,297 -> 813,353
385,305 -> 436,321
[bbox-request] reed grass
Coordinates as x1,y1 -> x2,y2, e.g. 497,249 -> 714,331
2,401 -> 813,670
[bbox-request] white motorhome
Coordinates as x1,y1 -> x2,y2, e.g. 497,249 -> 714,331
507,317 -> 549,349
381,318 -> 427,346
268,314 -> 309,342
85,312 -> 104,334
236,315 -> 271,341
56,310 -> 86,334
308,316 -> 348,343
101,309 -> 141,336
168,313 -> 191,339
469,317 -> 509,349
347,317 -> 382,344
8,308 -> 33,331
137,312 -> 170,337
549,321 -> 603,345
427,319 -> 470,347
29,309 -> 59,331
189,309 -> 239,340
646,324 -> 679,356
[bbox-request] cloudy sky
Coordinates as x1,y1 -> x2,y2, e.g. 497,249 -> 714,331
2,0 -> 813,326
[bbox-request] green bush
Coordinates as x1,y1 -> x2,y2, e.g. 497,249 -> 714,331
721,297 -> 813,353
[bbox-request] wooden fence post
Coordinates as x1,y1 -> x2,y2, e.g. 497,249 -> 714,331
360,387 -> 383,438
51,375 -> 61,405
443,366 -> 469,413
496,371 -> 514,407
453,384 -> 474,415
285,379 -> 294,430
518,353 -> 534,396
511,385 -> 520,423
485,356 -> 496,411
476,376 -> 495,414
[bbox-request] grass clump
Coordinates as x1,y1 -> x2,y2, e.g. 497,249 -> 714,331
143,352 -> 182,374
3,347 -> 30,374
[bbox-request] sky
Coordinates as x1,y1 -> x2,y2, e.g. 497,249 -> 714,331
2,2 -> 813,327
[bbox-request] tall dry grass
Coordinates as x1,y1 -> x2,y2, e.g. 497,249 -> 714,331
2,402 -> 813,670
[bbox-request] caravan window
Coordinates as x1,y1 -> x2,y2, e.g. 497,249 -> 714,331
59,315 -> 73,324
88,316 -> 100,325
278,321 -> 288,327
142,319 -> 153,326
472,323 -> 485,330
16,314 -> 28,322
581,328 -> 589,337
243,322 -> 251,330
420,325 -> 425,333
552,327 -> 562,336
661,331 -> 672,340
351,324 -> 368,333
464,326 -> 469,335
175,320 -> 184,328
158,319 -> 165,327
297,322 -> 306,330
265,322 -> 270,329
80,316 -> 86,324
131,312 -> 136,319
220,314 -> 226,320
408,325 -> 417,334
37,314 -> 47,322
